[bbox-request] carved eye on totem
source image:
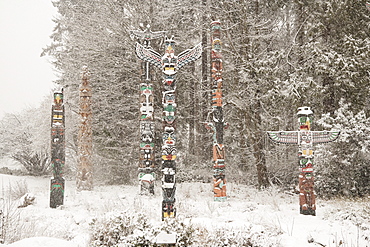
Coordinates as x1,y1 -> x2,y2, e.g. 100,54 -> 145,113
299,158 -> 314,167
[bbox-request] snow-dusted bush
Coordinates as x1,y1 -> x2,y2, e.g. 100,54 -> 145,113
89,211 -> 281,246
316,103 -> 370,198
90,212 -> 195,247
90,212 -> 146,246
6,179 -> 29,200
11,151 -> 50,176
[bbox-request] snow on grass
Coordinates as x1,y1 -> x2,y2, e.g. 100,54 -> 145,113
0,174 -> 369,246
5,237 -> 78,247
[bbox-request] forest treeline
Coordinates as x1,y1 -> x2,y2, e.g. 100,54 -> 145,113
1,0 -> 369,198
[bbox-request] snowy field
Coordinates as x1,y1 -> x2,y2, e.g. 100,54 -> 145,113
0,174 -> 369,247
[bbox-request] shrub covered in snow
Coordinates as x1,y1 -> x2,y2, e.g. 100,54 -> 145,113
90,213 -> 195,247
89,211 -> 281,247
316,104 -> 370,198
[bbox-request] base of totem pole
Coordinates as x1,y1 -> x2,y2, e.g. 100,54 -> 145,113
76,170 -> 93,191
300,207 -> 316,216
162,201 -> 176,221
155,231 -> 176,247
140,183 -> 155,195
214,196 -> 227,202
138,172 -> 155,195
50,177 -> 65,208
76,182 -> 93,192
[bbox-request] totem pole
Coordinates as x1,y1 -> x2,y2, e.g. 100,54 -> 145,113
77,66 -> 93,191
130,25 -> 166,195
135,36 -> 202,220
267,107 -> 340,215
205,21 -> 228,202
50,89 -> 65,208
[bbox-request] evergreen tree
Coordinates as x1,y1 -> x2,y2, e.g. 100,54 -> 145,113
39,0 -> 370,198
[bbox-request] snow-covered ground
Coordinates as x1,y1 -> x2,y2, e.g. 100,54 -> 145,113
0,174 -> 369,246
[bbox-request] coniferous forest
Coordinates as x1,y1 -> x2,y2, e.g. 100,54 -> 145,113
1,0 -> 370,198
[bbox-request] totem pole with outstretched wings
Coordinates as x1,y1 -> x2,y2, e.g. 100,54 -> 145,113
267,107 -> 340,216
131,25 -> 166,195
135,36 -> 202,220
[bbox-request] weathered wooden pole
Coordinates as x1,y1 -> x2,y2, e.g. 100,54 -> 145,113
77,66 -> 93,191
50,89 -> 65,208
267,106 -> 340,215
205,21 -> 228,202
130,25 -> 166,195
135,36 -> 201,220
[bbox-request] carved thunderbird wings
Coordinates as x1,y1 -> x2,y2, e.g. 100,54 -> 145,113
267,131 -> 340,145
135,42 -> 162,69
177,42 -> 202,70
135,42 -> 202,72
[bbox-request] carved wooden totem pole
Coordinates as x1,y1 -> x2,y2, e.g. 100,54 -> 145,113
205,21 -> 228,202
130,25 -> 166,195
135,36 -> 202,220
50,89 -> 65,208
267,107 -> 340,215
77,66 -> 93,191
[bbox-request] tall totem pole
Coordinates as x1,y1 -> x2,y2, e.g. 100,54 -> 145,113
77,66 -> 93,191
130,25 -> 166,195
205,21 -> 228,202
135,36 -> 202,220
50,89 -> 65,208
267,107 -> 340,215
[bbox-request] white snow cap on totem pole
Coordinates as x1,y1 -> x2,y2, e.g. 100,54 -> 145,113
297,106 -> 313,115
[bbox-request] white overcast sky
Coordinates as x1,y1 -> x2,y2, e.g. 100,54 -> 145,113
0,0 -> 57,119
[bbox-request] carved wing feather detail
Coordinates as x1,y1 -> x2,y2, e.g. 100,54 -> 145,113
267,131 -> 299,145
177,42 -> 202,70
312,131 -> 340,144
135,42 -> 162,69
267,131 -> 340,145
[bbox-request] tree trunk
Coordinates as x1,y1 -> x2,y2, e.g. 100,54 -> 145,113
253,132 -> 269,188
250,100 -> 270,188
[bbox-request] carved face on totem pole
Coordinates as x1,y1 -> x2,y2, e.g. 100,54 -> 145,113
163,103 -> 176,114
163,75 -> 176,91
163,92 -> 175,104
162,37 -> 177,75
212,39 -> 222,51
163,127 -> 176,146
140,122 -> 154,143
140,90 -> 153,102
140,83 -> 153,95
297,106 -> 313,130
163,103 -> 176,125
54,92 -> 63,105
140,101 -> 154,118
162,146 -> 177,161
298,151 -> 314,173
212,107 -> 224,123
211,61 -> 223,80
